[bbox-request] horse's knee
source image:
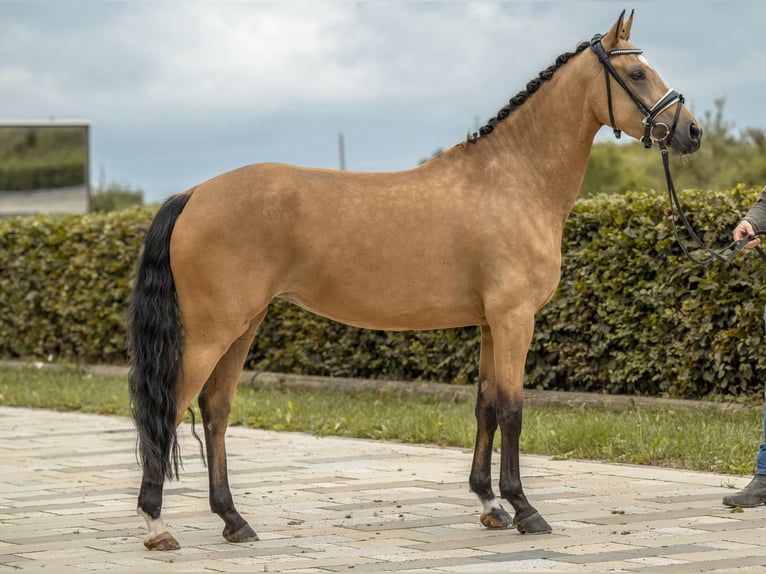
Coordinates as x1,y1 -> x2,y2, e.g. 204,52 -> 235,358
469,467 -> 493,498
475,396 -> 498,425
496,400 -> 522,433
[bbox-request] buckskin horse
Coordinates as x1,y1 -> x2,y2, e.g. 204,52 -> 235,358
128,10 -> 702,550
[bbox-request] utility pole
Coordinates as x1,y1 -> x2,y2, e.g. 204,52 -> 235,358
338,132 -> 346,171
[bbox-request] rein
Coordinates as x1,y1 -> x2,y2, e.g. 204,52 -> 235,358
659,142 -> 765,264
590,33 -> 765,265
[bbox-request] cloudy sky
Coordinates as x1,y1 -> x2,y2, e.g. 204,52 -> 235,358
2,1 -> 763,203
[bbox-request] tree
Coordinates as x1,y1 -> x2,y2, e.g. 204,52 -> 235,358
90,167 -> 143,212
581,99 -> 766,197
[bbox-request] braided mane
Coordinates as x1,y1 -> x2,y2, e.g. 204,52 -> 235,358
468,40 -> 591,144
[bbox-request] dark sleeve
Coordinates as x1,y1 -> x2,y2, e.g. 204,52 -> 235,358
744,186 -> 766,234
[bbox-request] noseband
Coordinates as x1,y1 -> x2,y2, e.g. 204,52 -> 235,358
589,33 -> 763,264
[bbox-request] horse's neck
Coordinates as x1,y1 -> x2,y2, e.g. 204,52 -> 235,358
465,55 -> 601,222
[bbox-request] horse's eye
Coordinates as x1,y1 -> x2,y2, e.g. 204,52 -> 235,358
630,69 -> 646,81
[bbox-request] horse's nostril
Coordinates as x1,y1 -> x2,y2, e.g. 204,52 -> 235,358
689,122 -> 702,142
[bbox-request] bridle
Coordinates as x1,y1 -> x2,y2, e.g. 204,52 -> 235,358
590,33 -> 763,265
590,33 -> 683,149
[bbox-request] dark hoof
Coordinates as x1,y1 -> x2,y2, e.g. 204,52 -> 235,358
480,507 -> 513,529
223,523 -> 259,543
514,511 -> 552,535
144,531 -> 180,551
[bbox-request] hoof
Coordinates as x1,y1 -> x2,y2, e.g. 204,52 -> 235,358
223,523 -> 259,543
144,531 -> 180,551
514,511 -> 552,535
480,507 -> 513,529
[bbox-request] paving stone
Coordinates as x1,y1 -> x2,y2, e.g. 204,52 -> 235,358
3,405 -> 766,572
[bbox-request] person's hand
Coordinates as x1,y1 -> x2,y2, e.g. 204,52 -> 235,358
733,219 -> 761,248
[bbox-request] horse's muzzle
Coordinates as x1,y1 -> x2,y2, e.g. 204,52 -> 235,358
673,121 -> 703,155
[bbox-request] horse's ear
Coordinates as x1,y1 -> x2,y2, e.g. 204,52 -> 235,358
623,9 -> 635,40
603,9 -> 633,49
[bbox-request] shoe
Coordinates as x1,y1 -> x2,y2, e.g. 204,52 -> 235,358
723,474 -> 766,508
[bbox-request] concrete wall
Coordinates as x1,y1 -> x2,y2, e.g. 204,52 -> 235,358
0,185 -> 89,216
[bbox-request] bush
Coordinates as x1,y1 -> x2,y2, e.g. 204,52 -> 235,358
527,184 -> 766,398
0,158 -> 85,191
1,186 -> 764,398
582,100 -> 766,198
0,207 -> 150,361
90,184 -> 144,213
248,302 -> 480,384
0,126 -> 87,192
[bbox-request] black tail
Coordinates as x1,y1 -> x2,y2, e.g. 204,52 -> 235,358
128,192 -> 191,482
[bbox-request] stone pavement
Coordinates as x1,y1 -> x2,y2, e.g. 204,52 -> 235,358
1,406 -> 765,573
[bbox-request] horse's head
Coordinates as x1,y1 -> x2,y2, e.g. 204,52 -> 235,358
587,10 -> 702,155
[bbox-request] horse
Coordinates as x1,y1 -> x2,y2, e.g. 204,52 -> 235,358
127,10 -> 702,550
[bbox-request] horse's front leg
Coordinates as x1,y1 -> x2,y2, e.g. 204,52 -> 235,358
490,312 -> 552,534
470,325 -> 513,528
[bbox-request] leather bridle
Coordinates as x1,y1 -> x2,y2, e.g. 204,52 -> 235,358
590,33 -> 763,264
590,33 -> 684,149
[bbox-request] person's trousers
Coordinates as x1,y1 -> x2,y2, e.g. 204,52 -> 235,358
757,305 -> 766,474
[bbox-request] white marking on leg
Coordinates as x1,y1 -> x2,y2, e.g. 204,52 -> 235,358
138,507 -> 169,541
481,497 -> 504,515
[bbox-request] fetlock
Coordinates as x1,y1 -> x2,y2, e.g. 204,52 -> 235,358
723,474 -> 766,508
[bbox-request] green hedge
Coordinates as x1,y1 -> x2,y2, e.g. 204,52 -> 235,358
0,159 -> 85,192
528,184 -> 766,398
1,186 -> 764,398
0,209 -> 146,361
0,127 -> 87,192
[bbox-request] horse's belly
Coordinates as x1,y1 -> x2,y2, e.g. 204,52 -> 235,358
277,282 -> 483,331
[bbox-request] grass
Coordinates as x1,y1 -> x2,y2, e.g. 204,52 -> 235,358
0,364 -> 761,476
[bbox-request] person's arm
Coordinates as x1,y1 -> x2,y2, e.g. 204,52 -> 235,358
744,187 -> 766,233
733,186 -> 766,247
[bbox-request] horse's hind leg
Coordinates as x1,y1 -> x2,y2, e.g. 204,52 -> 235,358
138,478 -> 179,550
138,316 -> 260,551
138,342 -> 221,551
198,312 -> 265,543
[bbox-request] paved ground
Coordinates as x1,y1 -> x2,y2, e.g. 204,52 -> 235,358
1,406 -> 765,573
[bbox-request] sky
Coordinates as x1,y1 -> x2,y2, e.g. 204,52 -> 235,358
1,1 -> 764,203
